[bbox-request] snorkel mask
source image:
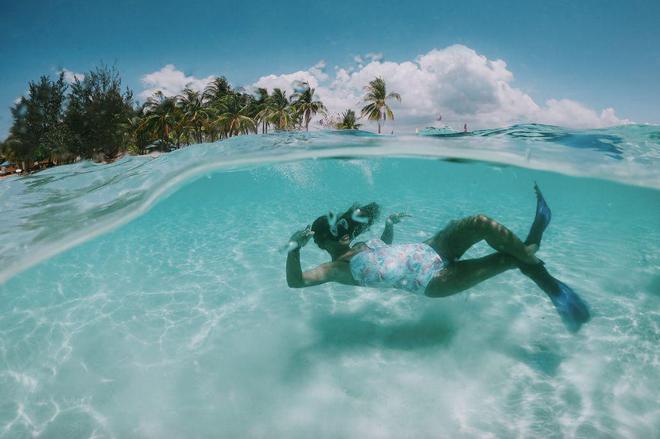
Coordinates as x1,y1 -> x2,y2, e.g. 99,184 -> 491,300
327,211 -> 349,238
326,203 -> 370,238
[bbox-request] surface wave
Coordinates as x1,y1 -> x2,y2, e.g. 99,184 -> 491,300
1,125 -> 658,283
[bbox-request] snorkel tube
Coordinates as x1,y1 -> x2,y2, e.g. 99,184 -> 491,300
282,202 -> 381,253
351,206 -> 371,224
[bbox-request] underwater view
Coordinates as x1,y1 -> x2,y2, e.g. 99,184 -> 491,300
1,127 -> 659,437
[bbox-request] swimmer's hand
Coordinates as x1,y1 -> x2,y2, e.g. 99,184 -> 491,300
386,212 -> 411,225
281,225 -> 315,253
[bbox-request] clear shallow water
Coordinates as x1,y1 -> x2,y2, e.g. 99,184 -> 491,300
0,126 -> 659,437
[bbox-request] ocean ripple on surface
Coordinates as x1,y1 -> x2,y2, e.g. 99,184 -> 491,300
1,126 -> 659,284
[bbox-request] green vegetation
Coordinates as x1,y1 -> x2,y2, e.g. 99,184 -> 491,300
6,73 -> 72,167
361,77 -> 401,134
1,66 -> 401,172
290,81 -> 327,131
65,67 -> 135,160
337,110 -> 362,130
4,66 -> 135,169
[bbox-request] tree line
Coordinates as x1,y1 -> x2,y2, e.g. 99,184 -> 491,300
0,65 -> 400,170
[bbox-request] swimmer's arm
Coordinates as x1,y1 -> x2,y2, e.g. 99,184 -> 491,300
287,249 -> 336,288
380,220 -> 394,245
381,213 -> 410,245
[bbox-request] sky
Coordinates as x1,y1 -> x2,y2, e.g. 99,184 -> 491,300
1,0 -> 659,136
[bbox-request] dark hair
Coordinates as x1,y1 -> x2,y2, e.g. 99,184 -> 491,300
311,202 -> 380,244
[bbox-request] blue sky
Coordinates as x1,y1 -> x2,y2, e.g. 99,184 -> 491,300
1,0 -> 659,136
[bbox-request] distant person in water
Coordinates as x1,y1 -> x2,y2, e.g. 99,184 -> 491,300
464,123 -> 468,132
285,185 -> 590,332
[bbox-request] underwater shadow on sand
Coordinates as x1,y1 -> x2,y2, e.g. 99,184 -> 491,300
283,309 -> 457,381
500,343 -> 564,376
647,274 -> 660,297
283,304 -> 565,381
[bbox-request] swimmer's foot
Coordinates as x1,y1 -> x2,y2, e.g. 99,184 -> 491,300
525,183 -> 552,247
524,243 -> 541,264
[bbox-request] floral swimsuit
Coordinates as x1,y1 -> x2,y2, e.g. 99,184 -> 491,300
349,239 -> 446,294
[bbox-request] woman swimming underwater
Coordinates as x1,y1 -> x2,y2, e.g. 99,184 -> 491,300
285,185 -> 590,332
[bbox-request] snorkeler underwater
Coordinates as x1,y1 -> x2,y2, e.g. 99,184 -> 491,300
285,185 -> 590,333
1,0 -> 659,437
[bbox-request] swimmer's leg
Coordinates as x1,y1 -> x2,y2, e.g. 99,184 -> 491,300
425,253 -> 517,298
425,254 -> 591,333
425,214 -> 539,265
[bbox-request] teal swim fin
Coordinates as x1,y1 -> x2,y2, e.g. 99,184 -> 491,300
525,183 -> 552,246
520,184 -> 590,332
519,262 -> 591,333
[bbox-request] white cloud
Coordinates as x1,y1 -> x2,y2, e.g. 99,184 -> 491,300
308,60 -> 329,82
139,64 -> 215,101
352,52 -> 384,70
60,68 -> 84,83
252,60 -> 329,95
534,99 -> 625,128
365,52 -> 383,63
249,45 -> 630,130
13,97 -> 22,105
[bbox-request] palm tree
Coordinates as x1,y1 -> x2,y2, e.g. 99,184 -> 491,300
141,92 -> 180,149
360,77 -> 401,134
253,88 -> 272,134
215,94 -> 256,137
201,76 -> 235,141
177,88 -> 213,144
291,81 -> 326,131
268,88 -> 293,131
337,109 -> 361,129
203,76 -> 232,106
122,115 -> 151,155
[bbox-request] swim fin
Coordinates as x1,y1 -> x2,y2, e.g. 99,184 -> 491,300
519,262 -> 591,333
520,183 -> 590,332
525,183 -> 552,246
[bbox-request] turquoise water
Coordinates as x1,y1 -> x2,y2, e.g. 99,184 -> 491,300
1,126 -> 659,437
